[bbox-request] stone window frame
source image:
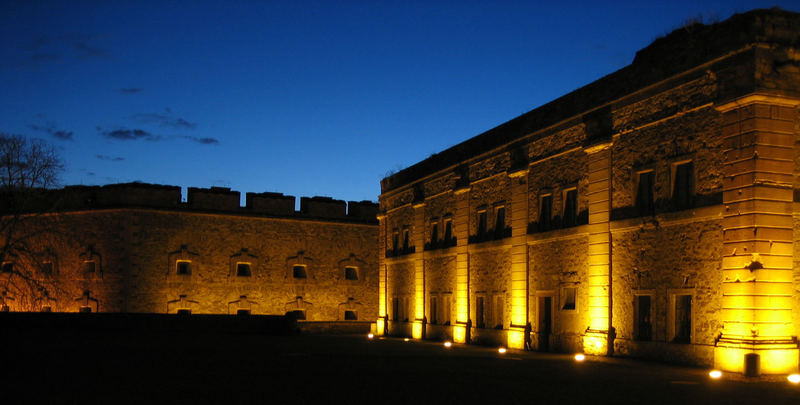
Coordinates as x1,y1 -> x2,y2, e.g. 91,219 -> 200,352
75,290 -> 99,313
669,157 -> 695,209
285,296 -> 313,320
493,202 -> 507,239
168,245 -> 199,282
476,206 -> 488,236
440,292 -> 452,326
391,228 -> 400,252
229,248 -> 259,280
538,192 -> 553,229
176,260 -> 192,276
474,293 -> 487,329
634,168 -> 656,216
492,293 -> 505,329
533,290 -> 556,335
168,294 -> 198,314
227,295 -> 256,315
633,290 -> 655,342
429,293 -> 439,325
667,288 -> 694,344
429,217 -> 440,245
78,246 -> 102,280
338,253 -> 366,285
338,297 -> 363,321
286,251 -> 315,284
561,186 -> 578,227
442,215 -> 454,242
560,285 -> 577,311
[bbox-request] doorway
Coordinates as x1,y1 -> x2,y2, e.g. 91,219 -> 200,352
538,296 -> 552,351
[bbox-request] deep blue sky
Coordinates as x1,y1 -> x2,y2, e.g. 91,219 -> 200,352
2,1 -> 797,205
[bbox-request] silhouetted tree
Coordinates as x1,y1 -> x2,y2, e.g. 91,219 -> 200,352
0,134 -> 65,311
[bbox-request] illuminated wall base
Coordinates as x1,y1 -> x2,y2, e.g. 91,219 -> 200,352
453,324 -> 467,343
507,328 -> 525,350
715,342 -> 799,374
583,330 -> 608,355
412,321 -> 423,339
376,317 -> 386,335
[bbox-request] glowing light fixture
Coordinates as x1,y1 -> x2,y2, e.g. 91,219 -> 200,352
367,333 -> 374,339
788,374 -> 800,384
404,338 -> 410,342
574,353 -> 585,362
709,370 -> 722,379
498,347 -> 507,354
444,341 -> 452,348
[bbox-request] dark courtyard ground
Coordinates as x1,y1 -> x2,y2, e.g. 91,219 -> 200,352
2,330 -> 799,404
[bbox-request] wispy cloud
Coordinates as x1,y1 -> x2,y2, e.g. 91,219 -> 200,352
74,42 -> 107,58
95,154 -> 125,162
27,122 -> 74,141
6,33 -> 109,68
118,88 -> 143,94
97,127 -> 160,141
179,135 -> 220,145
132,109 -> 197,130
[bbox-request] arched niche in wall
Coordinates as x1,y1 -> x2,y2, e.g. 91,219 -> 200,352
285,251 -> 315,284
167,245 -> 200,282
338,253 -> 366,285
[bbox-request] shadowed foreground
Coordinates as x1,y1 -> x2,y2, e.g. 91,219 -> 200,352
2,330 -> 798,404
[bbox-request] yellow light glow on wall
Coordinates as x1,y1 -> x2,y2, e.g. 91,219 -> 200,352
453,324 -> 466,343
376,321 -> 385,335
412,321 -> 423,339
715,345 -> 799,374
583,332 -> 607,356
507,328 -> 525,350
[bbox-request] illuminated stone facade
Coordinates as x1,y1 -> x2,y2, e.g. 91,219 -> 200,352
377,9 -> 800,374
0,183 -> 378,322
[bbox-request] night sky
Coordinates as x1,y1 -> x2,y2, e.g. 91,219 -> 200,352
2,1 -> 798,205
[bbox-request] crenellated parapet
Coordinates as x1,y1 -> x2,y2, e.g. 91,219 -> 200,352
36,183 -> 377,223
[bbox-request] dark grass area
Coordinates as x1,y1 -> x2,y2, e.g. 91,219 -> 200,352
2,331 -> 799,404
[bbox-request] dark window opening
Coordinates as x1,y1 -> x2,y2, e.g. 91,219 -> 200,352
637,171 -> 655,216
562,288 -> 576,310
430,296 -> 438,325
476,296 -> 486,328
177,309 -> 191,315
673,295 -> 692,343
293,265 -> 307,279
344,266 -> 358,280
494,207 -> 506,238
287,310 -> 306,320
444,220 -> 452,241
540,195 -> 552,230
2,262 -> 13,273
41,261 -> 53,275
477,211 -> 487,236
635,295 -> 652,341
237,309 -> 251,315
563,189 -> 577,227
673,162 -> 693,210
392,232 -> 399,253
79,306 -> 92,313
236,263 -> 251,277
344,310 -> 357,320
176,261 -> 191,275
402,229 -> 410,251
82,261 -> 96,274
392,297 -> 400,321
430,223 -> 438,244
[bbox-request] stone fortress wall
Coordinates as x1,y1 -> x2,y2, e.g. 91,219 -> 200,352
377,9 -> 800,374
0,182 -> 379,323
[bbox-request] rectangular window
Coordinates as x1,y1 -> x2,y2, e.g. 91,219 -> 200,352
494,206 -> 506,238
673,295 -> 692,343
493,295 -> 504,329
402,297 -> 409,322
402,228 -> 410,251
176,261 -> 191,275
477,210 -> 487,236
563,188 -> 577,227
392,230 -> 399,253
177,308 -> 191,315
430,295 -> 438,325
562,287 -> 576,310
636,171 -> 655,216
539,194 -> 553,230
236,263 -> 251,277
672,161 -> 693,210
443,218 -> 453,242
2,262 -> 13,273
634,295 -> 653,341
442,294 -> 451,325
237,309 -> 251,315
476,296 -> 486,328
344,310 -> 357,320
344,266 -> 358,280
41,261 -> 54,275
293,265 -> 307,279
82,261 -> 96,275
392,297 -> 400,321
430,222 -> 439,245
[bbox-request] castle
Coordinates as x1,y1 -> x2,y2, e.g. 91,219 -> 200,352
0,183 -> 378,323
376,9 -> 800,375
3,8 -> 800,376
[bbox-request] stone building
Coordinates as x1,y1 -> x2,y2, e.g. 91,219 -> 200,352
0,183 -> 378,323
376,9 -> 800,374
